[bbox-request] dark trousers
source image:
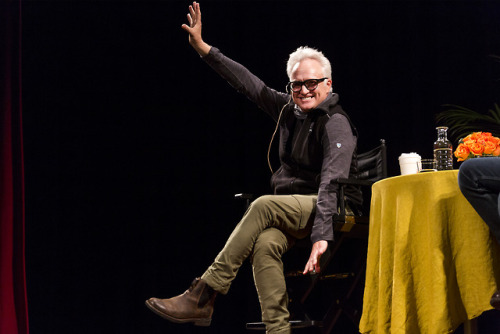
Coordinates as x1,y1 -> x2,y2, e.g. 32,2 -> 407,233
458,157 -> 500,243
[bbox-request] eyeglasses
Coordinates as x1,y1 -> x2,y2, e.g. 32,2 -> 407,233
288,77 -> 328,92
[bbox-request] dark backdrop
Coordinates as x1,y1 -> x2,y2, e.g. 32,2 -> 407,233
22,1 -> 500,333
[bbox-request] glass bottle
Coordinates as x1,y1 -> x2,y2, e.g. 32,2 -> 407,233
433,126 -> 453,170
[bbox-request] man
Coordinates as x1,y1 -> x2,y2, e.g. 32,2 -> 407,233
458,157 -> 500,310
145,2 -> 361,333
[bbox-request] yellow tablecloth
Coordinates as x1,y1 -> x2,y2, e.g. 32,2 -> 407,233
359,170 -> 500,334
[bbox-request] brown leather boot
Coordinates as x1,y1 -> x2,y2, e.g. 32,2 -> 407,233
145,278 -> 217,326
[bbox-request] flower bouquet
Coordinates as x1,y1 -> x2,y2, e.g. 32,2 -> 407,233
454,132 -> 500,161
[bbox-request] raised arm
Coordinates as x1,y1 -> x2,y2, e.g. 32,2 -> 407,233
181,2 -> 289,120
181,2 -> 211,57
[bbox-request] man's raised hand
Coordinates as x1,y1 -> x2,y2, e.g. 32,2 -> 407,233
181,2 -> 211,57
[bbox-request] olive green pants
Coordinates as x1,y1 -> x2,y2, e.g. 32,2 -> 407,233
201,194 -> 317,334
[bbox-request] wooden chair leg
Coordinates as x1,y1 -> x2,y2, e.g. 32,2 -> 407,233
463,318 -> 478,334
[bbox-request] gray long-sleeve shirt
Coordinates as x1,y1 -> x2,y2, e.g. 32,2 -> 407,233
203,47 -> 360,243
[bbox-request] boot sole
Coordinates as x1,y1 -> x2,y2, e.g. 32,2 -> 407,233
144,300 -> 212,326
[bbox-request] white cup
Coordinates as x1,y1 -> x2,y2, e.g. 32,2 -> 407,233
398,153 -> 421,175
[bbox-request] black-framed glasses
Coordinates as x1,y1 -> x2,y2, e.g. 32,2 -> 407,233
288,77 -> 327,92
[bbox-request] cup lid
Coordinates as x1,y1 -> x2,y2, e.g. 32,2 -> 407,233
398,152 -> 421,161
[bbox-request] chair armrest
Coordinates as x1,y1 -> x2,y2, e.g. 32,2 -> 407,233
332,178 -> 373,220
235,193 -> 254,209
234,193 -> 254,200
333,178 -> 374,187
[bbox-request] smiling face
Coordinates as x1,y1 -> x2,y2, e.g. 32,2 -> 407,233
290,58 -> 332,112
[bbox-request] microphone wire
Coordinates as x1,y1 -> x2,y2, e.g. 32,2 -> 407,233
267,92 -> 293,174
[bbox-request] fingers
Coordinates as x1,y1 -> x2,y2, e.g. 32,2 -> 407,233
303,255 -> 319,275
304,262 -> 318,274
188,2 -> 201,26
181,2 -> 197,33
195,1 -> 201,22
303,263 -> 313,274
303,262 -> 309,274
303,241 -> 329,275
311,257 -> 319,273
188,5 -> 196,25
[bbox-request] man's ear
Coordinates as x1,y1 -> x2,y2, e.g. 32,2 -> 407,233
326,78 -> 333,91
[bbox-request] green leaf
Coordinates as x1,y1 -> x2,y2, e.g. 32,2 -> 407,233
436,104 -> 500,142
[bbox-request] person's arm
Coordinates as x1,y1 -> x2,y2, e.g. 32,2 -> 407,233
303,113 -> 356,274
181,2 -> 211,57
202,48 -> 289,120
181,2 -> 288,120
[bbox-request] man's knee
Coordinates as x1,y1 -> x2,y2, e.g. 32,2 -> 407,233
249,195 -> 276,213
458,159 -> 475,191
252,229 -> 289,263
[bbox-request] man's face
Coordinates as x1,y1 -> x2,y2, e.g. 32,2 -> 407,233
290,58 -> 332,112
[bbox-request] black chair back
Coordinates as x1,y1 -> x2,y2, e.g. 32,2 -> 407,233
356,139 -> 387,182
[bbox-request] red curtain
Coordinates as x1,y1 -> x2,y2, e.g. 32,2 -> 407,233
0,1 -> 29,333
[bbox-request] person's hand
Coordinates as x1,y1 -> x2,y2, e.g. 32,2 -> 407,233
303,240 -> 328,275
181,1 -> 211,57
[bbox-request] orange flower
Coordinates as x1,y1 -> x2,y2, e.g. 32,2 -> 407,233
483,140 -> 497,154
482,132 -> 493,138
462,138 -> 475,146
469,142 -> 485,156
467,132 -> 481,141
486,135 -> 500,145
493,146 -> 500,157
463,134 -> 473,142
455,131 -> 500,161
454,143 -> 471,161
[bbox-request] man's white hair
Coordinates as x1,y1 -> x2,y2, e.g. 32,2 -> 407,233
286,46 -> 332,82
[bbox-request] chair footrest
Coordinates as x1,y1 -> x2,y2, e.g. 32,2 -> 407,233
246,320 -> 323,330
319,272 -> 355,280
